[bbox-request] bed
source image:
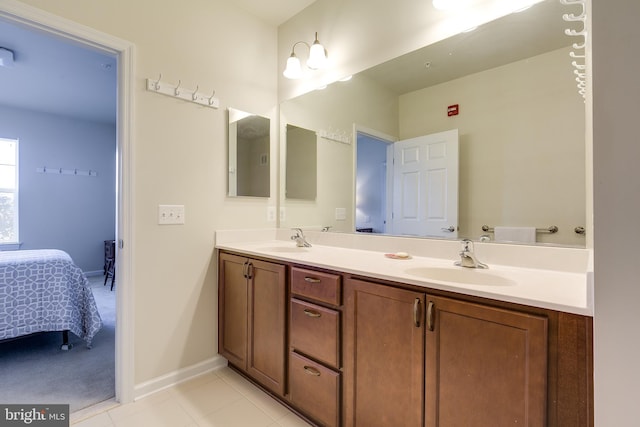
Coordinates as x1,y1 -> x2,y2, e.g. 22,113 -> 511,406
0,249 -> 102,349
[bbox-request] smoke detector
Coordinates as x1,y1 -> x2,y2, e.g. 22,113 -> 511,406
0,48 -> 15,68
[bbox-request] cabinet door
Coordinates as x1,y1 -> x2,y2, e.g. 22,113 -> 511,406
247,258 -> 287,396
425,295 -> 548,427
344,278 -> 425,427
218,252 -> 249,369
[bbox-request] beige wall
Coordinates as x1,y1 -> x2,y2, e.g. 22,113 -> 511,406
10,0 -> 278,385
399,47 -> 585,246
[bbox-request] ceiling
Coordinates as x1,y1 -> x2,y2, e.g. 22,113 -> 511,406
360,0 -> 574,95
0,17 -> 117,124
233,0 -> 316,26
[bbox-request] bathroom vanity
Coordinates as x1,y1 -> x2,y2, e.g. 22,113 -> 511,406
216,231 -> 593,427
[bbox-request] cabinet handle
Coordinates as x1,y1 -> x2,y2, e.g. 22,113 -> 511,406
427,301 -> 435,331
304,277 -> 321,283
242,261 -> 248,278
413,298 -> 422,327
246,262 -> 253,279
304,366 -> 321,376
303,309 -> 321,318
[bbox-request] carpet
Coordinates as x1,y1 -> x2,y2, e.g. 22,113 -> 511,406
0,275 -> 115,412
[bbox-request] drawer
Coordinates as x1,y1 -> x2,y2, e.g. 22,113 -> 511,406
290,299 -> 340,368
289,351 -> 340,427
291,267 -> 341,306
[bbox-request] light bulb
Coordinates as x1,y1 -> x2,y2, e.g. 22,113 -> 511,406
307,33 -> 328,70
283,54 -> 302,79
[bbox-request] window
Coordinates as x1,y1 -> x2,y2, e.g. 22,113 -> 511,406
0,138 -> 18,243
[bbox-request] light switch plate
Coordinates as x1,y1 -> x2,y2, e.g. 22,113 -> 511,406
159,205 -> 185,225
335,207 -> 347,221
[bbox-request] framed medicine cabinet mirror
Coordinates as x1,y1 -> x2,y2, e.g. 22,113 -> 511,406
228,108 -> 271,198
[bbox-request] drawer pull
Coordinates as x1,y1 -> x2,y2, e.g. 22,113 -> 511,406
304,277 -> 321,283
303,309 -> 321,318
304,366 -> 321,376
427,301 -> 435,331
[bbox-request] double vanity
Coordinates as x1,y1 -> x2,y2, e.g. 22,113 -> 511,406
216,229 -> 593,427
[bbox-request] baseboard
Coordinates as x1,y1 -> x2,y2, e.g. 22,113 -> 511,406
85,270 -> 104,277
133,355 -> 228,400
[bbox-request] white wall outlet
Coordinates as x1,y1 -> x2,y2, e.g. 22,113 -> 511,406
158,204 -> 185,225
267,206 -> 276,222
279,207 -> 286,222
335,207 -> 347,221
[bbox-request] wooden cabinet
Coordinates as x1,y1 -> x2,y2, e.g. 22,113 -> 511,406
289,266 -> 342,427
425,295 -> 548,427
344,278 -> 425,427
218,252 -> 287,396
218,251 -> 593,427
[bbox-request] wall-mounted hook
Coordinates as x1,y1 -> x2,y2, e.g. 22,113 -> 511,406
565,28 -> 587,37
174,80 -> 182,96
154,73 -> 162,90
192,85 -> 199,101
208,90 -> 216,106
571,61 -> 586,70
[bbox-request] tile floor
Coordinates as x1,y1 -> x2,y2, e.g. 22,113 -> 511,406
71,366 -> 312,427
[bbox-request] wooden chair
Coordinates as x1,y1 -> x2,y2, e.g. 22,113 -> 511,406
104,240 -> 116,291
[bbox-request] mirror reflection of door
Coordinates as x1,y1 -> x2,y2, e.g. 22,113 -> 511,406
228,108 -> 270,197
391,129 -> 459,238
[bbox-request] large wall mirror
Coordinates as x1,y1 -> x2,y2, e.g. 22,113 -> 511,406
228,108 -> 270,197
279,0 -> 586,247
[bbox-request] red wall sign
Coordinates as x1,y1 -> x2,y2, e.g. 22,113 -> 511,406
447,104 -> 459,116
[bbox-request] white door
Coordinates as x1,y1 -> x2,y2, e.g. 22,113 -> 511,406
390,129 -> 459,238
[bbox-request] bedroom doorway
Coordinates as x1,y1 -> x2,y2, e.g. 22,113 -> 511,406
0,1 -> 134,411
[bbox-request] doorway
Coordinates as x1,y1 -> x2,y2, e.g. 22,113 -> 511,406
0,1 -> 134,409
356,131 -> 393,234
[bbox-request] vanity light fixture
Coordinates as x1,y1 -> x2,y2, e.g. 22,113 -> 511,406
283,32 -> 328,80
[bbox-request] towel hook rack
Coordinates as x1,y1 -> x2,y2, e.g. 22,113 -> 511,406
145,75 -> 219,109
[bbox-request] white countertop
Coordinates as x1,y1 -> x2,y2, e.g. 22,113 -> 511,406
215,232 -> 593,316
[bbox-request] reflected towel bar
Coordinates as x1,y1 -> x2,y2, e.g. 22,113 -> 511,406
481,225 -> 559,234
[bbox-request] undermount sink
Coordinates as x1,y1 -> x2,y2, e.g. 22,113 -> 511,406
404,267 -> 516,287
258,246 -> 309,253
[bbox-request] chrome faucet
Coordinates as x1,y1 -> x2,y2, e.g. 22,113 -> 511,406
291,228 -> 312,247
454,239 -> 488,269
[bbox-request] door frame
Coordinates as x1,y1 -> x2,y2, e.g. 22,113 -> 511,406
0,0 -> 135,405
